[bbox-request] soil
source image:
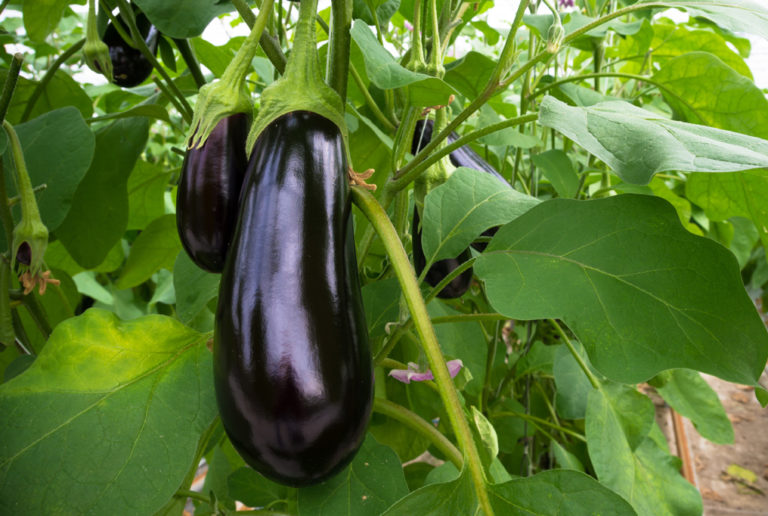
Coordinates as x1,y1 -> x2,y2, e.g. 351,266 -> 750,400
654,371 -> 768,516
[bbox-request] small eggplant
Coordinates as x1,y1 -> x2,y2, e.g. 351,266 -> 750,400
214,111 -> 373,486
413,119 -> 509,253
176,113 -> 249,273
412,208 -> 473,299
102,10 -> 159,87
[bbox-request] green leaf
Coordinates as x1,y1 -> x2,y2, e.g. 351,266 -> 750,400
127,160 -> 173,230
444,51 -> 497,100
350,20 -> 455,107
643,0 -> 768,41
173,251 -> 220,324
353,0 -> 400,26
362,277 -> 401,341
471,407 -> 499,473
653,52 -> 768,139
228,466 -> 294,511
551,441 -> 585,472
22,0 -> 72,42
56,117 -> 149,268
381,467 -> 477,515
756,386 -> 768,407
553,342 -> 592,419
297,434 -> 408,516
532,149 -> 579,199
649,369 -> 734,444
2,107 -> 94,242
132,0 -> 234,38
192,36 -> 244,79
686,171 -> 768,257
489,470 -> 636,515
422,167 -> 540,263
0,309 -> 217,515
475,195 -> 768,384
539,97 -> 768,184
5,71 -> 94,123
116,214 -> 182,289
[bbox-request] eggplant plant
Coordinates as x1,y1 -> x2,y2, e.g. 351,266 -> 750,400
1,1 -> 768,515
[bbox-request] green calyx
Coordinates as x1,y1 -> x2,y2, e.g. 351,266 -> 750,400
414,109 -> 454,210
245,0 -> 347,156
187,0 -> 275,149
3,121 -> 48,277
83,0 -> 113,82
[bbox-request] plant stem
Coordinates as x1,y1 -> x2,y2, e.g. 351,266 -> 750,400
0,162 -> 14,249
231,0 -> 287,74
349,67 -> 396,131
351,187 -> 493,515
481,321 -> 501,414
0,53 -> 23,123
175,489 -> 210,504
21,294 -> 51,338
328,0 -> 352,101
393,114 -> 538,190
115,0 -> 194,121
173,38 -> 206,89
549,318 -> 601,389
492,411 -> 586,442
374,397 -> 463,468
0,0 -> 11,16
21,40 -> 85,123
152,77 -> 187,118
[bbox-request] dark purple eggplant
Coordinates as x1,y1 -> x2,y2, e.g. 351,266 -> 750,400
412,208 -> 473,299
102,10 -> 159,87
413,119 -> 509,252
214,111 -> 373,487
176,113 -> 249,273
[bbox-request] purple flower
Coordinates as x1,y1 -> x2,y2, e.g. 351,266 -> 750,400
404,20 -> 414,32
389,359 -> 464,384
559,0 -> 574,7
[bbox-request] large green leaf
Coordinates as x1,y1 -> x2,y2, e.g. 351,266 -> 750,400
22,0 -> 77,42
643,0 -> 768,41
127,160 -> 172,230
649,369 -> 734,444
298,435 -> 408,516
0,309 -> 217,515
538,97 -> 768,184
350,20 -> 455,107
489,470 -> 636,515
653,52 -> 768,139
474,194 -> 768,384
422,167 -> 539,263
2,107 -> 94,247
444,51 -> 497,100
586,386 -> 701,515
116,214 -> 182,289
173,251 -> 220,324
4,71 -> 94,124
56,117 -> 149,268
132,0 -> 234,38
382,467 -> 636,515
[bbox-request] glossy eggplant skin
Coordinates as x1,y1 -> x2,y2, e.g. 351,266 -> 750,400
176,114 -> 249,273
412,209 -> 473,299
102,11 -> 159,87
413,119 -> 508,253
214,111 -> 373,487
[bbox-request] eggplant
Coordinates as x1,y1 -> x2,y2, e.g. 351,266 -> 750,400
412,208 -> 473,299
413,119 -> 509,254
214,111 -> 373,486
176,113 -> 249,273
102,10 -> 159,87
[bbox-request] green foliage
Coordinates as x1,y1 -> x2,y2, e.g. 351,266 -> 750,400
1,1 -> 767,515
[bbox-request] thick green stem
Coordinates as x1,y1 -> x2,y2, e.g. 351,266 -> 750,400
395,114 -> 538,191
549,319 -> 601,389
351,187 -> 493,515
21,39 -> 85,123
410,0 -> 427,71
0,53 -> 22,125
374,397 -> 463,468
232,0 -> 287,74
328,0 -> 352,100
173,38 -> 206,89
221,0 -> 275,87
3,122 -> 40,227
